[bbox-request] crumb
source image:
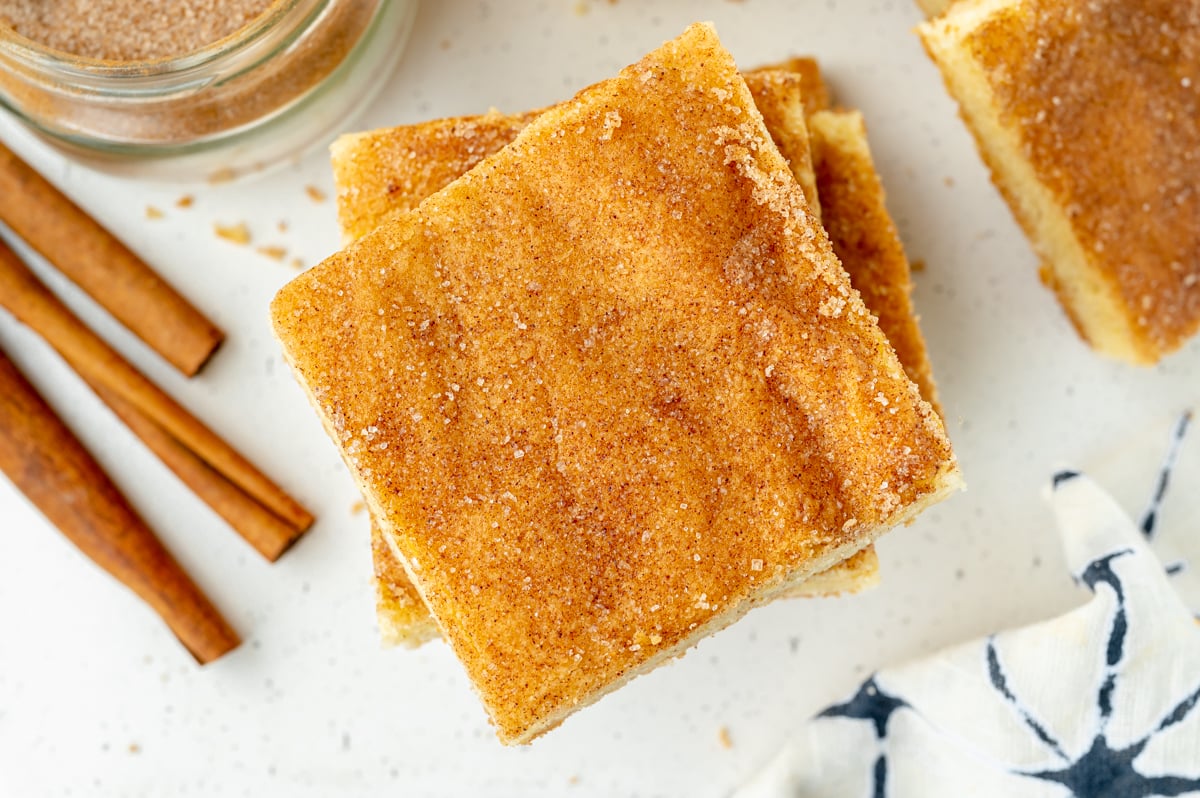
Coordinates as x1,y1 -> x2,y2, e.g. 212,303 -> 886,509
910,259 -> 927,273
145,206 -> 164,220
128,743 -> 141,754
290,257 -> 305,270
305,185 -> 327,203
573,0 -> 588,14
943,176 -> 955,188
256,245 -> 287,261
277,220 -> 289,233
567,775 -> 581,786
208,167 -> 237,184
718,726 -> 733,749
214,222 -> 251,245
176,195 -> 194,209
351,500 -> 367,515
439,39 -> 451,50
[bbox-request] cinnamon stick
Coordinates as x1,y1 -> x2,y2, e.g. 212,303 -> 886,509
91,382 -> 305,561
0,346 -> 239,664
0,142 -> 223,376
0,239 -> 314,534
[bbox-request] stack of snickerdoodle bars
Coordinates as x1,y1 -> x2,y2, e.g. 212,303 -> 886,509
273,23 -> 960,744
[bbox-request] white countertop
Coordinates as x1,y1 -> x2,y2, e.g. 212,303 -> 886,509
0,2 -> 1196,796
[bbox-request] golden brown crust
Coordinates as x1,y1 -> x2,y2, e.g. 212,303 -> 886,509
336,69 -> 909,641
743,70 -> 822,220
332,110 -> 540,243
277,23 -> 959,743
752,57 -> 831,116
333,67 -> 828,244
922,0 -> 1200,363
338,54 -> 943,659
334,67 -> 885,646
809,110 -> 942,413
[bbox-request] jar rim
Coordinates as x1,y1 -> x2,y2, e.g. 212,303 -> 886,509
0,0 -> 331,82
0,0 -> 416,179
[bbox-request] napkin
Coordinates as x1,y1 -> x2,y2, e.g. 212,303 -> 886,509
735,412 -> 1199,797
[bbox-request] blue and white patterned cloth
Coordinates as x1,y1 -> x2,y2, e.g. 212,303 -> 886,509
735,413 -> 1200,797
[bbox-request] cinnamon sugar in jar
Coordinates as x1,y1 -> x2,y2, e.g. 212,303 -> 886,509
0,0 -> 418,180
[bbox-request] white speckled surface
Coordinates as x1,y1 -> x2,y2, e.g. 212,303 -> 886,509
0,2 -> 1195,796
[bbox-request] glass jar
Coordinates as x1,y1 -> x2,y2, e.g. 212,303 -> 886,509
0,0 -> 418,181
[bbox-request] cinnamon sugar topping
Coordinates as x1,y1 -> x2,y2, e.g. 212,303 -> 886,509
274,23 -> 959,744
962,0 -> 1200,357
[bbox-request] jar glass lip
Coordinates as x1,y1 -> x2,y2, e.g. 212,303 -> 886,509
0,0 -> 329,81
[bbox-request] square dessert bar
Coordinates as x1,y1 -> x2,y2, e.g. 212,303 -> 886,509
333,64 -> 890,648
275,23 -> 959,742
922,0 -> 1200,363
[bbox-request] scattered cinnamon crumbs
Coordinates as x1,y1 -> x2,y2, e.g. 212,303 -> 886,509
304,185 -> 327,203
176,195 -> 195,209
207,167 -> 237,185
145,206 -> 164,220
256,245 -> 287,261
214,222 -> 251,245
718,726 -> 734,749
350,500 -> 367,516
